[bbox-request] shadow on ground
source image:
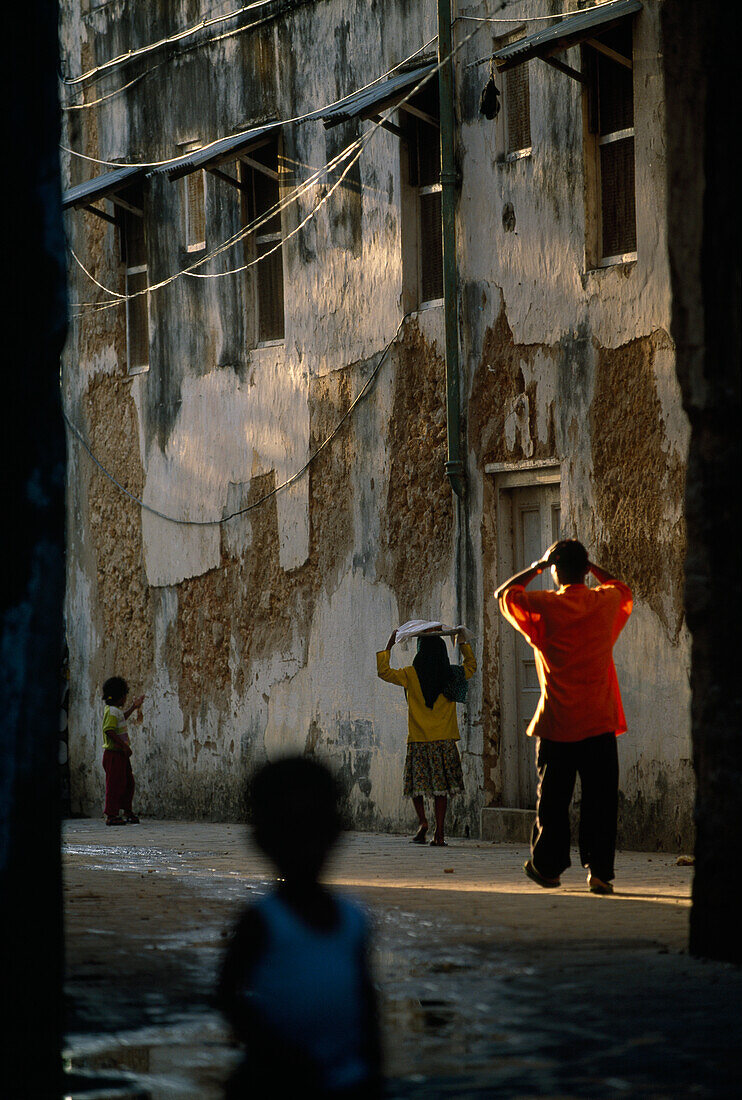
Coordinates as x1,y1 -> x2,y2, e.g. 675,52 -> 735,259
63,827 -> 741,1099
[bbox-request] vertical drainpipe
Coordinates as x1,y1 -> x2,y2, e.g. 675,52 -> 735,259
437,0 -> 465,499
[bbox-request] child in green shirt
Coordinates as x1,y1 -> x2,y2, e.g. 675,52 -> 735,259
102,676 -> 144,825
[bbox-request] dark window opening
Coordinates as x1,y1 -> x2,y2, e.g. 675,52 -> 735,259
119,185 -> 149,373
243,137 -> 285,344
405,80 -> 443,304
586,24 -> 636,259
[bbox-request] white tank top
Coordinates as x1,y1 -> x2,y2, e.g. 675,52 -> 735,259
246,892 -> 371,1091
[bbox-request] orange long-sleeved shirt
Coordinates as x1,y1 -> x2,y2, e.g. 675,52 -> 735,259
498,581 -> 633,742
376,643 -> 476,743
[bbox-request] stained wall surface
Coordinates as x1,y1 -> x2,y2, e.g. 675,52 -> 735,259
61,0 -> 692,847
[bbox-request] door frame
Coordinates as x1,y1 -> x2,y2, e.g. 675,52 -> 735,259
487,460 -> 561,808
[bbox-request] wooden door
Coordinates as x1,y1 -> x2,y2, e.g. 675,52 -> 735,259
499,482 -> 561,808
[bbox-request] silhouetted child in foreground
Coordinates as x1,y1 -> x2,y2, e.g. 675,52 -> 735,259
217,757 -> 381,1100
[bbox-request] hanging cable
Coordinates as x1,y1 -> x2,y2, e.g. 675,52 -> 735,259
70,132 -> 367,311
73,134 -> 370,317
62,34 -> 438,117
61,0 -> 612,94
69,17 -> 486,314
64,16 -> 492,521
61,0 -> 273,86
70,30 -> 468,312
456,0 -> 623,21
63,311 -> 412,526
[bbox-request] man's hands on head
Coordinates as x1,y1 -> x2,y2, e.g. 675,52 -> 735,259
531,540 -> 564,572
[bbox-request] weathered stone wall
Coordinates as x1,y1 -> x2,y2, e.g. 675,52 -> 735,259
456,0 -> 692,849
61,0 -> 692,847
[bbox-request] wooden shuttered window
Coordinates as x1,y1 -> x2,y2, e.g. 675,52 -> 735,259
419,190 -> 443,304
600,138 -> 636,256
125,268 -> 149,371
594,24 -> 636,259
407,81 -> 443,305
244,138 -> 285,344
121,189 -> 149,374
184,170 -> 206,252
505,62 -> 531,154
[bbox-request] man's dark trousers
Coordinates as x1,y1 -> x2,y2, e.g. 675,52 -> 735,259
531,731 -> 618,882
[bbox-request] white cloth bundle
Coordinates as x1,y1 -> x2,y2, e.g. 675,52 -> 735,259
395,619 -> 474,644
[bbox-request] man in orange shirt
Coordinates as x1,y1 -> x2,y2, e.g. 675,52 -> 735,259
496,539 -> 633,895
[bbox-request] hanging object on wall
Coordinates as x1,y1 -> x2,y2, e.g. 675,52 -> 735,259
479,62 -> 501,120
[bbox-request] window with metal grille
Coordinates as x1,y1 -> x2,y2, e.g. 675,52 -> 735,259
505,62 -> 531,154
242,137 -> 284,344
419,189 -> 443,304
591,24 -> 636,261
126,268 -> 149,371
120,189 -> 149,374
184,170 -> 206,252
405,78 -> 443,306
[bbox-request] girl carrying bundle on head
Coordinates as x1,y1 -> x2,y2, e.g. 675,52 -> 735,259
376,627 -> 476,846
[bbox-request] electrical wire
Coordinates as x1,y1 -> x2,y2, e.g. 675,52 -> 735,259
61,0 -> 611,95
456,0 -> 621,22
64,16 -> 492,519
69,247 -> 127,298
62,34 -> 438,117
461,0 -> 626,65
63,311 -> 412,526
69,25 -> 472,312
70,132 -> 367,311
61,37 -> 436,173
63,68 -> 155,112
61,0 -> 273,86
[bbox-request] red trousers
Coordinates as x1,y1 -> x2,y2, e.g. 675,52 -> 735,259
103,749 -> 135,817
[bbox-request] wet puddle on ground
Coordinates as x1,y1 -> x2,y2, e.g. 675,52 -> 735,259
64,902 -> 542,1098
65,842 -> 683,1098
64,1015 -> 239,1099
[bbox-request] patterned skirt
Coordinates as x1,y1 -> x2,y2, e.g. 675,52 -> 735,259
403,740 -> 464,797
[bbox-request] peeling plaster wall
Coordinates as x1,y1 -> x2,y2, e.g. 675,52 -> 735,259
458,0 -> 692,848
61,0 -> 461,832
61,0 -> 690,847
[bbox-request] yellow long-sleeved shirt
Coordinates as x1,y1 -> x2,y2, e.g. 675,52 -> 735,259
376,643 -> 476,743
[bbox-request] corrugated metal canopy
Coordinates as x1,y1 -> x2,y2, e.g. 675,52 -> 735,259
493,0 -> 642,71
63,164 -> 146,211
312,62 -> 436,129
151,121 -> 282,181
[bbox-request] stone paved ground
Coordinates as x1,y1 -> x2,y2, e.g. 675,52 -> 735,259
62,820 -> 742,1098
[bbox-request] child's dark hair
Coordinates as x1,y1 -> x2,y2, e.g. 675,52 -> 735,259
249,756 -> 341,867
553,539 -> 589,584
102,676 -> 128,705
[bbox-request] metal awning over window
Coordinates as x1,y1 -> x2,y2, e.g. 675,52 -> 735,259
63,164 -> 147,220
313,62 -> 436,129
493,0 -> 641,78
151,121 -> 283,181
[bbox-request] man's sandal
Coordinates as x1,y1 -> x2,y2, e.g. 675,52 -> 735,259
587,873 -> 614,895
523,859 -> 560,888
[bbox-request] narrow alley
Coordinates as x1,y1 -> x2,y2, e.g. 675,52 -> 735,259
63,821 -> 740,1099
